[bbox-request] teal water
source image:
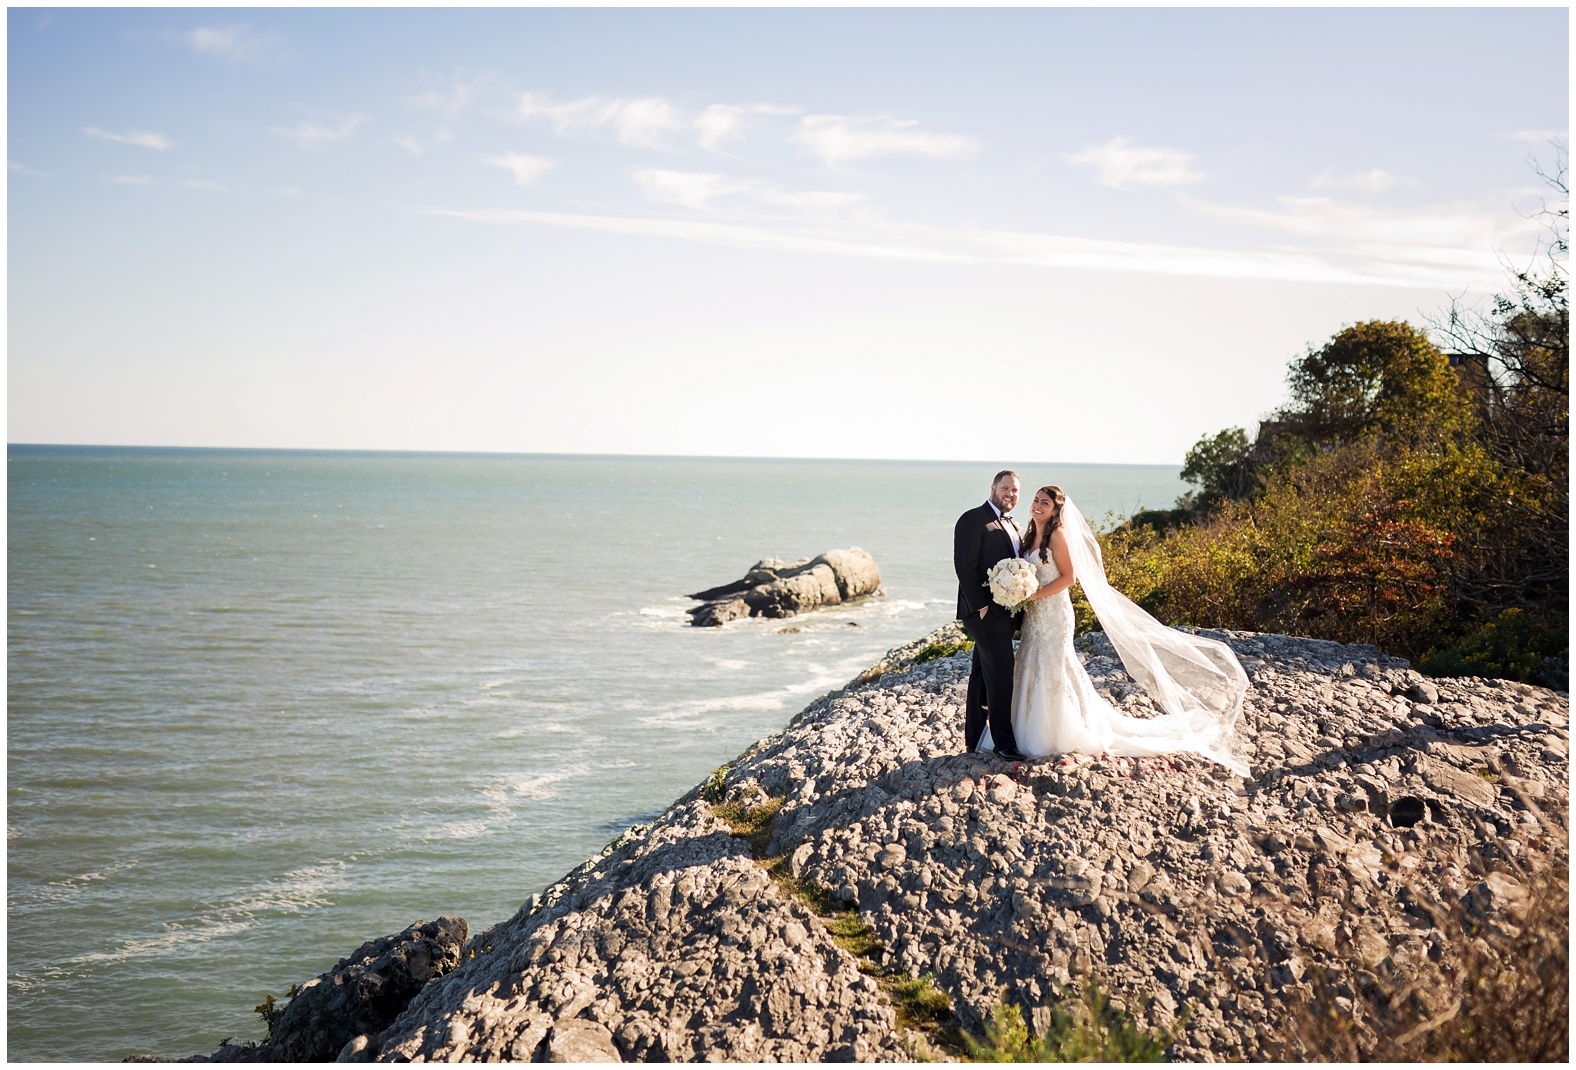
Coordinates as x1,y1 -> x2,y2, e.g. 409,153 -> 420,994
6,446 -> 1186,1060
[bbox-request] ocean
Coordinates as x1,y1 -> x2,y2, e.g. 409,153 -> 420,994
6,446 -> 1186,1061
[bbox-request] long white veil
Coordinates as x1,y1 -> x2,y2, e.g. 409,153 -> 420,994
1060,497 -> 1251,776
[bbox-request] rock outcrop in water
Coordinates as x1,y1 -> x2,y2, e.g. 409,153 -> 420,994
182,624 -> 1567,1062
687,548 -> 881,626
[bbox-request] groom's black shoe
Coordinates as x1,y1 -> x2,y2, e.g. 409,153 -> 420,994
994,746 -> 1027,761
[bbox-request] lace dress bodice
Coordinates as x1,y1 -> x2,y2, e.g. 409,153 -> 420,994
1020,548 -> 1073,637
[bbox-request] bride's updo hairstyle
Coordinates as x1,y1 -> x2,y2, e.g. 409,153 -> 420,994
1025,485 -> 1067,562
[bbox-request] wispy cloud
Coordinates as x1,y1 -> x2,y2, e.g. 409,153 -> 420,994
409,70 -> 495,119
9,160 -> 49,177
792,115 -> 977,166
1183,193 -> 1533,249
1310,168 -> 1420,193
425,192 -> 1527,291
429,206 -> 957,264
169,25 -> 282,62
85,126 -> 174,151
98,175 -> 233,192
633,167 -> 864,214
630,167 -> 863,215
518,92 -> 682,149
694,103 -> 797,153
271,112 -> 368,149
512,92 -> 965,165
484,153 -> 555,187
1067,136 -> 1203,189
394,134 -> 424,156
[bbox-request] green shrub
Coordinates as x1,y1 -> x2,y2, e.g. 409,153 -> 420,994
254,994 -> 280,1037
1121,506 -> 1195,535
965,980 -> 1173,1062
253,983 -> 297,1042
699,766 -> 728,803
913,638 -> 973,663
891,972 -> 953,1026
1421,608 -> 1569,686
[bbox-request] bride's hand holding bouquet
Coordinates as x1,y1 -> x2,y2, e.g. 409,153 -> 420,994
987,557 -> 1039,613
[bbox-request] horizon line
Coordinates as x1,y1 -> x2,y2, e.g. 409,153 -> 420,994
6,441 -> 1186,469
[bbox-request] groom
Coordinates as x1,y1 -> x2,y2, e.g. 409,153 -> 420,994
954,469 -> 1026,760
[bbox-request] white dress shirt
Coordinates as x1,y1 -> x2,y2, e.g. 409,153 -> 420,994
988,500 -> 1022,556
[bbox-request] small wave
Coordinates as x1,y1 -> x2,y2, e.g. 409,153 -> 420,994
48,859 -> 141,891
441,764 -> 595,840
635,710 -> 717,729
10,859 -> 141,909
636,602 -> 690,619
496,720 -> 578,735
864,597 -> 931,614
481,764 -> 590,810
674,691 -> 788,715
68,916 -> 261,968
222,860 -> 349,916
457,694 -> 511,710
637,665 -> 853,727
56,860 -> 349,971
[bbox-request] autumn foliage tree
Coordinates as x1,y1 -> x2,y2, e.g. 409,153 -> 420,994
1295,493 -> 1458,650
1096,148 -> 1567,683
1265,320 -> 1475,455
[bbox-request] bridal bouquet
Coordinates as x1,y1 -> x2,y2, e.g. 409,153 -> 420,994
987,558 -> 1039,613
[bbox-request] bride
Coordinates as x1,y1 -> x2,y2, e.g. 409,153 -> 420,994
980,485 -> 1251,776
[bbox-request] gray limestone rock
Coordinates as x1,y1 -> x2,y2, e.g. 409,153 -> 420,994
543,1019 -> 623,1062
689,550 -> 882,626
186,624 -> 1565,1064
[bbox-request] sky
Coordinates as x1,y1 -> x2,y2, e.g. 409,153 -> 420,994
6,5 -> 1569,464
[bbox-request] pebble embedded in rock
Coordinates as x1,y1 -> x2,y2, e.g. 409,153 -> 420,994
1217,870 -> 1252,896
1407,681 -> 1441,704
544,1019 -> 623,1063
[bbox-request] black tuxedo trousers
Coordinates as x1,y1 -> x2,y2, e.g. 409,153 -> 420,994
953,502 -> 1021,754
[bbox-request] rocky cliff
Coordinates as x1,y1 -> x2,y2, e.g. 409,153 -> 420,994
199,625 -> 1568,1062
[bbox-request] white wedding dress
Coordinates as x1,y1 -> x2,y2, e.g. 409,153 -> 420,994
979,499 -> 1251,776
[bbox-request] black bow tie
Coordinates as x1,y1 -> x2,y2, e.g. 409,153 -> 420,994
1000,514 -> 1015,524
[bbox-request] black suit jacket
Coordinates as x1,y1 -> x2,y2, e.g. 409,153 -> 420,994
954,502 -> 1021,623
